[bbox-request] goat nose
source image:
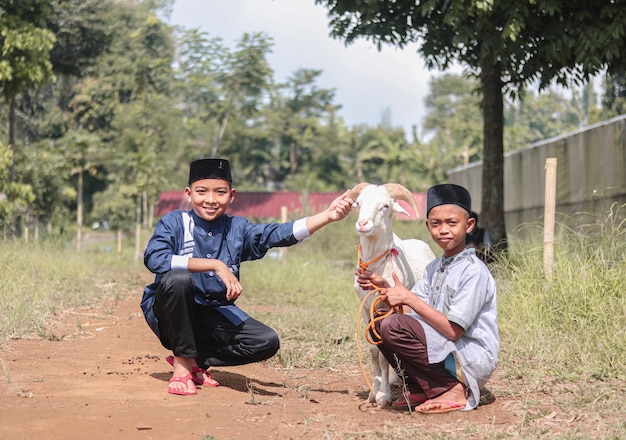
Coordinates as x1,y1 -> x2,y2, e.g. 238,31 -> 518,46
357,219 -> 368,226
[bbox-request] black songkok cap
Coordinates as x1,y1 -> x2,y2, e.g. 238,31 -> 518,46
426,184 -> 471,217
188,158 -> 232,184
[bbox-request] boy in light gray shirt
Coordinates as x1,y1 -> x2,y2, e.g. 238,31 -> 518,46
356,183 -> 499,412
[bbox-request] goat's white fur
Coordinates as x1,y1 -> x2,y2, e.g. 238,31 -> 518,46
352,184 -> 436,407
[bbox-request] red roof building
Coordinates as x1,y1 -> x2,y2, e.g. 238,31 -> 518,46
154,191 -> 427,221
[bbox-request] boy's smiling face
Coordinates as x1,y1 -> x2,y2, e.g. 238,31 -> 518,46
426,204 -> 475,258
186,178 -> 235,222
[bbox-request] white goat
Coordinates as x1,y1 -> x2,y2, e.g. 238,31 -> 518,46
348,182 -> 436,407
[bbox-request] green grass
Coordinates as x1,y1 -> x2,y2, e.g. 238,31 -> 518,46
0,235 -> 142,343
496,204 -> 626,382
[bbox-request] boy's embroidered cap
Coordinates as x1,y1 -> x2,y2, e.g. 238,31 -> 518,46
189,158 -> 232,184
426,184 -> 471,217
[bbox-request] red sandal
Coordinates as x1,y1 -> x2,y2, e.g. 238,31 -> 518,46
167,374 -> 196,396
166,355 -> 220,387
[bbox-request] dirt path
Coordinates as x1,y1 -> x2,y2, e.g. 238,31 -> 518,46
0,286 -> 572,439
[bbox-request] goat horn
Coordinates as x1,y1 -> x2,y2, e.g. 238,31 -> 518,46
346,182 -> 371,201
383,183 -> 419,218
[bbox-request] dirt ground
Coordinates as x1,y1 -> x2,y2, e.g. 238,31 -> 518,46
0,280 -> 620,440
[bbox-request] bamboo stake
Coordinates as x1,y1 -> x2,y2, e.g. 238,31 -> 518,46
543,158 -> 557,281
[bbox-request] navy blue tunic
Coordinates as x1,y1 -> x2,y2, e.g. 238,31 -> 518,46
141,209 -> 299,337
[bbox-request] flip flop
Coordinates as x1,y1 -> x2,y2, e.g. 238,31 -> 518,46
391,392 -> 428,409
415,399 -> 465,414
166,355 -> 220,387
168,374 -> 197,396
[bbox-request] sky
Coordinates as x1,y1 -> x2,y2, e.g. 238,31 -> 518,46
168,0 -> 453,136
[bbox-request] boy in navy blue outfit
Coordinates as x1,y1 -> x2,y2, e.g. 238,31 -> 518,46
142,158 -> 354,395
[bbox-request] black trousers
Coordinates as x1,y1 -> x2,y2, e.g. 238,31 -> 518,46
375,313 -> 459,398
153,268 -> 280,368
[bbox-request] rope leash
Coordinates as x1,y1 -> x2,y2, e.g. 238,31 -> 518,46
355,244 -> 403,401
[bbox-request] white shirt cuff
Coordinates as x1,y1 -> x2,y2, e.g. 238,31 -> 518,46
171,254 -> 190,269
293,217 -> 311,241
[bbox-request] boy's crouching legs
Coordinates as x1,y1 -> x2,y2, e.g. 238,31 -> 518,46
154,268 -> 198,358
197,316 -> 280,367
236,317 -> 280,363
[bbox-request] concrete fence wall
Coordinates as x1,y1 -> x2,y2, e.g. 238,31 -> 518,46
447,114 -> 626,235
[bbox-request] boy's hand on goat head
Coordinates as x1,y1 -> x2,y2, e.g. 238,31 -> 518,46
327,190 -> 354,221
305,190 -> 354,234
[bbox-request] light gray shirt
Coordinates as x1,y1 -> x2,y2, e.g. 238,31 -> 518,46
408,247 -> 499,409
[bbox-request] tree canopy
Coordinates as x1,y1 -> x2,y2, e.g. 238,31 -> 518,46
0,0 -> 55,182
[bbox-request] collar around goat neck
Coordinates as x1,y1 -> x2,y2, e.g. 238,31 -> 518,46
356,243 -> 398,271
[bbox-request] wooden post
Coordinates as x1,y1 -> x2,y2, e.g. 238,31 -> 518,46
543,158 -> 557,281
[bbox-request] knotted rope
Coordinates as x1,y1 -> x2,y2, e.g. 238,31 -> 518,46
355,244 -> 402,401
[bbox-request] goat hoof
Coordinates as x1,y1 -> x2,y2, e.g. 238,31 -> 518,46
375,392 -> 392,408
377,399 -> 391,408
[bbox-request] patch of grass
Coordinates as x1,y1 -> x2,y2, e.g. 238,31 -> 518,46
239,217 -> 360,368
486,204 -> 626,439
240,250 -> 359,368
496,203 -> 626,382
0,237 -> 139,344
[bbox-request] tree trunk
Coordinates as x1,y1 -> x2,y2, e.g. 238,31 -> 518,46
76,170 -> 83,252
117,229 -> 122,259
479,60 -> 507,254
24,212 -> 29,243
134,194 -> 142,260
8,96 -> 18,238
212,108 -> 231,158
8,96 -> 16,183
147,199 -> 154,230
288,141 -> 298,179
142,190 -> 148,228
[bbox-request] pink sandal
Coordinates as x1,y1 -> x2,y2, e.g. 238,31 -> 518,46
168,374 -> 196,396
166,355 -> 220,387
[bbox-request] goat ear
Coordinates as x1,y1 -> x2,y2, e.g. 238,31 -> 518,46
383,183 -> 419,218
392,201 -> 410,217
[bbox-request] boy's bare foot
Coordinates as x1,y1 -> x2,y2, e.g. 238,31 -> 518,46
167,356 -> 197,395
415,383 -> 466,413
192,368 -> 219,387
166,355 -> 219,387
168,374 -> 196,395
